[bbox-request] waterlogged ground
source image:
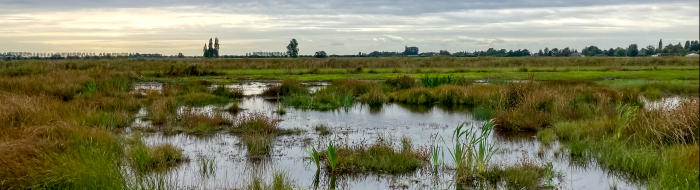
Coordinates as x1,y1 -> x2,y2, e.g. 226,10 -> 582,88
129,82 -> 647,190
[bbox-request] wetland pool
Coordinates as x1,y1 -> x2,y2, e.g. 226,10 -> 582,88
129,82 -> 646,190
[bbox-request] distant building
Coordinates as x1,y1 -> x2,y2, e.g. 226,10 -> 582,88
686,53 -> 699,57
532,53 -> 540,57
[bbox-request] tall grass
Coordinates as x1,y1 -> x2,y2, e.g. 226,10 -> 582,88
420,74 -> 471,88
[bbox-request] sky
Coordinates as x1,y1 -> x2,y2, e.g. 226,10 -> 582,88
1,0 -> 698,56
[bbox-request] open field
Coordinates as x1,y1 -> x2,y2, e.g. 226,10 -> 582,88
0,57 -> 697,189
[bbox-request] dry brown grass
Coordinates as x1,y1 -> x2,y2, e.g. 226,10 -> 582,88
628,98 -> 699,146
0,124 -> 119,188
0,92 -> 76,127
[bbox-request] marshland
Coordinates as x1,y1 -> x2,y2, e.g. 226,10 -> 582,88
0,57 -> 698,190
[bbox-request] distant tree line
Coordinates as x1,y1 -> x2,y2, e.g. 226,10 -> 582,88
580,39 -> 699,57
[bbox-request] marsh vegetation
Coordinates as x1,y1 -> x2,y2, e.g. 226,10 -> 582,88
0,57 -> 697,189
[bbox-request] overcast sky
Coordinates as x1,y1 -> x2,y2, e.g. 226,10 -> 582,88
1,0 -> 697,55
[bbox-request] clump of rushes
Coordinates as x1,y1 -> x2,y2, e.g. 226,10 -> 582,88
212,85 -> 243,98
322,136 -> 426,173
327,139 -> 338,172
306,146 -> 321,170
314,124 -> 331,135
246,171 -> 296,190
230,112 -> 290,156
485,154 -> 547,190
149,96 -> 177,125
198,157 -> 216,177
262,79 -> 308,97
178,108 -> 232,134
537,128 -> 557,145
359,88 -> 387,105
388,87 -> 436,104
242,134 -> 274,156
420,74 -> 471,88
128,142 -> 188,172
230,112 -> 279,134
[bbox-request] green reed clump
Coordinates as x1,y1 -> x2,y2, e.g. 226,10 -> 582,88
327,139 -> 338,172
420,74 -> 471,88
242,134 -> 274,156
359,88 -> 388,105
212,85 -> 243,98
128,142 -> 187,172
246,171 -> 296,190
230,112 -> 291,156
306,146 -> 321,170
323,137 -> 426,173
388,87 -> 436,104
446,121 -> 500,182
230,112 -> 279,134
198,157 -> 216,177
178,108 -> 231,134
485,155 -> 547,190
536,128 -> 557,144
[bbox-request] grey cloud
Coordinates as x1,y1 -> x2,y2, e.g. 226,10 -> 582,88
2,0 -> 695,15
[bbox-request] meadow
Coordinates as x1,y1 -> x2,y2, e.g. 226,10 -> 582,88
0,57 -> 697,189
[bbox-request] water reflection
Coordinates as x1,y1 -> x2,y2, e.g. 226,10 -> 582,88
130,84 -> 645,189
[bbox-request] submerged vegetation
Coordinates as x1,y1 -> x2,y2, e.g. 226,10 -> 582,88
0,57 -> 697,189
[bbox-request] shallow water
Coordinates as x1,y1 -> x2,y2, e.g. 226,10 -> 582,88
131,82 -> 647,189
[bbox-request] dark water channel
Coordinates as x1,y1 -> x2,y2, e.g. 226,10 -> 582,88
130,82 -> 645,190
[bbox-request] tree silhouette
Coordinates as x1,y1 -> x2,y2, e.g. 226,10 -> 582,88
314,50 -> 327,58
203,38 -> 220,58
287,39 -> 299,58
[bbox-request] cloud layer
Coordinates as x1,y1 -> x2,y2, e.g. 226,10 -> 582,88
0,0 -> 697,55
